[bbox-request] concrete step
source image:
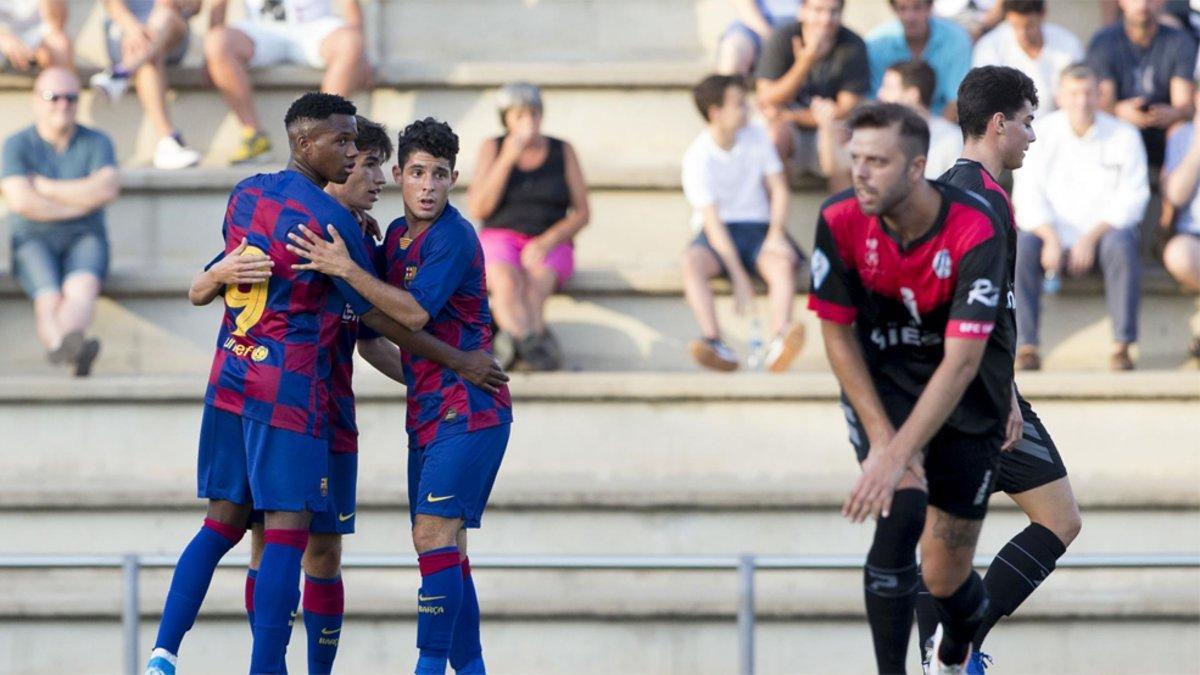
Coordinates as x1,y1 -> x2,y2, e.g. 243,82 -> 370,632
1,372 -> 1198,509
5,616 -> 1196,675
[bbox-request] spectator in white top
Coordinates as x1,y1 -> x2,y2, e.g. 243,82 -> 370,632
0,0 -> 71,72
972,0 -> 1083,112
1160,93 -> 1200,358
681,74 -> 806,372
716,0 -> 802,76
1013,63 -> 1150,370
204,0 -> 371,163
934,0 -> 1004,40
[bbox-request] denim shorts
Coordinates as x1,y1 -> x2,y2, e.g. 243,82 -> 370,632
11,225 -> 109,298
690,222 -> 804,279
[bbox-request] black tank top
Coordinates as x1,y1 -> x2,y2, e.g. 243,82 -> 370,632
483,136 -> 571,237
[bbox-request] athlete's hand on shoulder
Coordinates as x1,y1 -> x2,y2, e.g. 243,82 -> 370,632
843,448 -> 908,523
287,224 -> 355,278
211,237 -> 273,285
355,210 -> 382,240
455,349 -> 510,394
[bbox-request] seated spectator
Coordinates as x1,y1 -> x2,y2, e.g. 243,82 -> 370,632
0,0 -> 71,72
814,60 -> 961,190
716,0 -> 802,76
1087,0 -> 1197,168
90,0 -> 202,170
466,83 -> 589,372
680,74 -> 806,372
755,0 -> 870,181
1012,64 -> 1150,371
972,0 -> 1083,113
1,68 -> 119,376
204,0 -> 370,164
934,0 -> 1004,40
1161,98 -> 1200,358
867,0 -> 973,119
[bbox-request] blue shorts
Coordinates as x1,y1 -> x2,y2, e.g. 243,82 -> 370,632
197,404 -> 330,513
408,424 -> 510,529
308,452 -> 358,534
691,222 -> 804,279
11,225 -> 109,298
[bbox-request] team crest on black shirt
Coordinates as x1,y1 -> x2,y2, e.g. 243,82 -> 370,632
932,249 -> 952,279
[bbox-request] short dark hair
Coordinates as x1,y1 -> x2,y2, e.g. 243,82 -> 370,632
354,115 -> 392,162
888,0 -> 933,6
284,92 -> 356,129
885,60 -> 937,109
1002,0 -> 1045,15
956,66 -> 1039,139
395,117 -> 460,169
692,74 -> 746,122
846,102 -> 931,160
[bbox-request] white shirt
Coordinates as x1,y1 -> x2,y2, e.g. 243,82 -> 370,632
1012,110 -> 1149,247
0,0 -> 41,32
935,0 -> 995,17
243,0 -> 333,24
1164,122 -> 1200,236
681,124 -> 783,231
927,115 -> 963,179
972,22 -> 1083,113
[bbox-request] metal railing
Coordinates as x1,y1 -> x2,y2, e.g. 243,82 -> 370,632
1,552 -> 1197,675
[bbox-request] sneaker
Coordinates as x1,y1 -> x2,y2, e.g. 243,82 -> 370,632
763,323 -> 806,373
517,333 -> 559,372
153,134 -> 201,170
144,648 -> 177,675
539,328 -> 564,368
47,330 -> 84,364
1015,346 -> 1041,371
493,330 -> 517,370
688,337 -> 738,372
74,337 -> 101,377
231,129 -> 271,164
965,651 -> 992,674
1189,334 -> 1200,360
920,632 -> 935,675
90,68 -> 130,101
1109,347 -> 1135,371
931,623 -> 971,674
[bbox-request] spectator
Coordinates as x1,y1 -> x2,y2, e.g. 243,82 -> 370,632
680,74 -> 806,372
466,83 -> 589,372
1012,64 -> 1149,371
1,68 -> 119,376
1161,97 -> 1200,358
755,0 -> 870,181
972,0 -> 1083,113
204,0 -> 371,163
1087,0 -> 1197,168
934,0 -> 1004,40
0,0 -> 71,72
716,0 -> 802,76
867,0 -> 973,119
90,0 -> 202,170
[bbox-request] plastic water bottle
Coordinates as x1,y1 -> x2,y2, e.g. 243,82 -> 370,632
1042,270 -> 1061,295
747,318 -> 764,370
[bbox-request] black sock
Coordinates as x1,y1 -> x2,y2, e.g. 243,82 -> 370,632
974,522 -> 1067,649
933,572 -> 989,666
914,579 -> 939,660
864,489 -> 927,674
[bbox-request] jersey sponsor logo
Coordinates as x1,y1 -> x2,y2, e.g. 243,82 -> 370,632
1006,288 -> 1016,310
932,249 -> 952,279
222,337 -> 270,362
341,303 -> 359,323
952,321 -> 994,336
426,493 -> 455,503
810,249 -> 831,290
967,278 -> 1000,307
444,407 -> 459,422
973,469 -> 994,506
900,287 -> 922,326
870,325 -> 943,350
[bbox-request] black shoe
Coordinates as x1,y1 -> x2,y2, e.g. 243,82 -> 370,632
48,330 -> 84,364
517,333 -> 559,371
74,338 -> 101,377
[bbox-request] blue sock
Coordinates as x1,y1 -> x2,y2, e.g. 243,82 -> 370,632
250,529 -> 308,675
245,568 -> 257,629
154,518 -> 244,654
415,546 -> 463,674
303,575 -> 344,675
449,557 -> 483,674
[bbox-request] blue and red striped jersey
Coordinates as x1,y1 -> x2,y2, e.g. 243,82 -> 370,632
382,204 -> 512,447
204,170 -> 376,439
328,232 -> 383,454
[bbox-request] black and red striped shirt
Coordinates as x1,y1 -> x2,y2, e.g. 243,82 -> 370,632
808,182 -> 1013,435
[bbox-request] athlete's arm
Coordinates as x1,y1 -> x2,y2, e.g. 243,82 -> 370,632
820,320 -> 895,448
188,239 -> 273,306
357,310 -> 508,394
356,337 -> 405,384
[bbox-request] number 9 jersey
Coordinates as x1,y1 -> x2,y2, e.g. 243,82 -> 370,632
204,170 -> 376,440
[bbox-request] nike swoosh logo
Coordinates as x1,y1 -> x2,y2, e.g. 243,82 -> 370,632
426,494 -> 454,503
321,627 -> 342,635
418,595 -> 446,602
338,512 -> 355,522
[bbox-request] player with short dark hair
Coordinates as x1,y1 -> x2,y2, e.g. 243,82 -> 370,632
811,101 -> 1009,673
921,64 -> 1081,675
287,117 -> 512,675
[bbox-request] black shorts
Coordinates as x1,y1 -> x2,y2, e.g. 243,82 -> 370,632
690,222 -> 804,278
994,394 -> 1069,495
841,398 -> 1001,521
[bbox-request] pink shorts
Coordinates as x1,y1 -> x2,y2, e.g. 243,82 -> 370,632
479,227 -> 575,287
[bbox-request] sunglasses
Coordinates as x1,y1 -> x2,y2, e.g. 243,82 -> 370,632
40,91 -> 80,104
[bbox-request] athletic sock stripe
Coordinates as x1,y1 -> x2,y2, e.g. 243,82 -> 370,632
1006,541 -> 1051,577
993,554 -> 1039,590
